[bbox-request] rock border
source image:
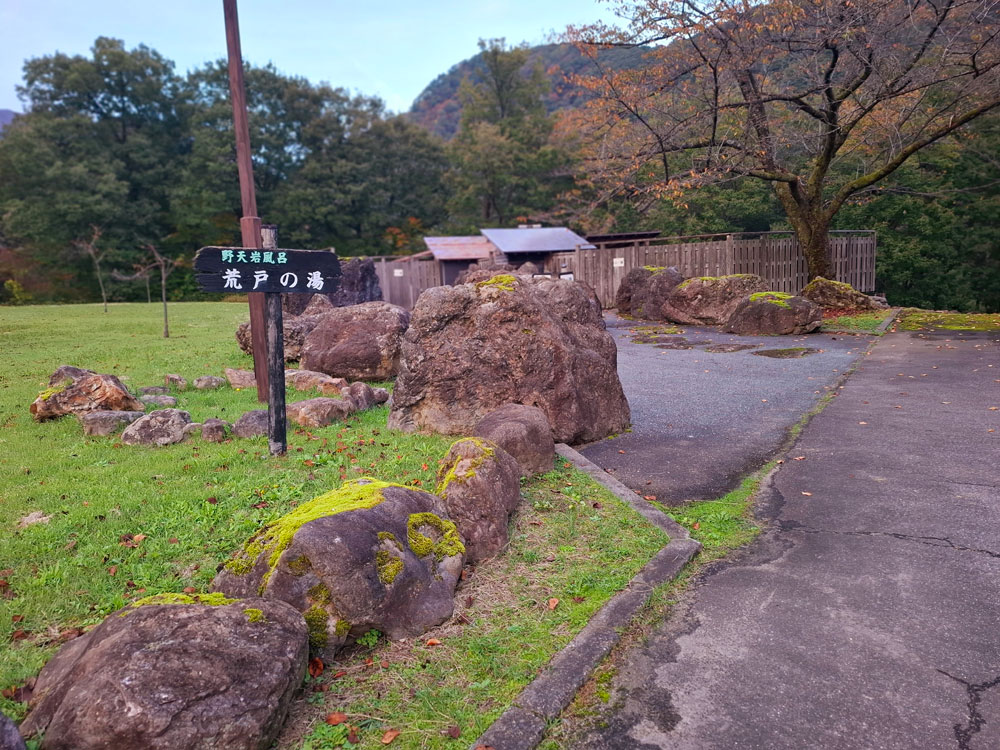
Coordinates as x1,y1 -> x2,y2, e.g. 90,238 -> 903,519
469,444 -> 701,750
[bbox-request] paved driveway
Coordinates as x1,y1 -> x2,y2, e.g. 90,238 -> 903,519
580,314 -> 871,503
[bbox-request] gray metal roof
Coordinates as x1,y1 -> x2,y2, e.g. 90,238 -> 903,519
480,227 -> 595,254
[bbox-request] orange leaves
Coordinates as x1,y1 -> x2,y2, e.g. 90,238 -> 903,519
381,729 -> 401,744
308,657 -> 324,678
326,712 -> 347,726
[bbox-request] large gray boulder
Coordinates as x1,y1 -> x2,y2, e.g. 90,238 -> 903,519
661,274 -> 771,325
286,398 -> 353,428
20,596 -> 306,750
800,276 -> 883,311
617,266 -> 685,320
299,302 -> 410,380
121,409 -> 192,446
724,292 -> 823,335
232,410 -> 268,438
212,479 -> 464,658
472,404 -> 554,477
388,275 -> 630,444
436,438 -> 522,563
30,374 -> 144,422
281,257 -> 382,316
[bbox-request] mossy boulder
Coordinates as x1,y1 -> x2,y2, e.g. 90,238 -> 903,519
388,276 -> 630,444
800,276 -> 882,311
211,478 -> 464,658
724,293 -> 823,335
435,438 -> 522,563
661,274 -> 771,325
20,597 -> 306,750
30,373 -> 144,422
616,266 -> 685,320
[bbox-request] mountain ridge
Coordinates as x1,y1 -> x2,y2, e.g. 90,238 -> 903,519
407,42 -> 647,140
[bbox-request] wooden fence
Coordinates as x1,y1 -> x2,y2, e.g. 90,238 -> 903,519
550,231 -> 876,308
372,257 -> 442,310
372,231 -> 876,310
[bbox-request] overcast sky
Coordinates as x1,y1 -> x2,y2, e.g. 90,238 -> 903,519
0,0 -> 622,114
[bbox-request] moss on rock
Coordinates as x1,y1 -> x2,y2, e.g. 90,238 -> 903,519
36,386 -> 65,402
749,291 -> 793,309
129,592 -> 237,608
475,274 -> 517,292
243,607 -> 266,624
223,478 -> 398,578
303,605 -> 329,650
407,512 -> 465,561
436,437 -> 496,495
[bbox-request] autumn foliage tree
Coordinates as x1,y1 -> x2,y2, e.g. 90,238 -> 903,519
569,0 -> 1000,278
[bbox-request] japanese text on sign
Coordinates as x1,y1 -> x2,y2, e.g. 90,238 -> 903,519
194,246 -> 341,295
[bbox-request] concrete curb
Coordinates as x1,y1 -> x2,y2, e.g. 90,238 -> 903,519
469,444 -> 701,750
875,307 -> 901,335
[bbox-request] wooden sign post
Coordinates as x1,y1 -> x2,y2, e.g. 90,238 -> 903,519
194,244 -> 341,454
209,0 -> 342,455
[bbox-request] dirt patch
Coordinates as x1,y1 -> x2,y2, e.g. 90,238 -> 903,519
702,344 -> 761,354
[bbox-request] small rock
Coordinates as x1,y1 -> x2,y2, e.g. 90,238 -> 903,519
164,374 -> 187,390
341,382 -> 378,412
182,423 -> 203,439
284,369 -> 347,395
473,404 -> 554,477
19,597 -> 307,750
140,395 -> 178,408
79,410 -> 145,436
138,386 -> 170,396
224,368 -> 257,389
48,365 -> 95,387
232,410 -> 268,438
202,418 -> 230,443
436,438 -> 522,563
373,388 -> 390,405
286,398 -> 353,428
121,409 -> 192,447
0,712 -> 26,750
31,374 -> 144,421
193,375 -> 226,390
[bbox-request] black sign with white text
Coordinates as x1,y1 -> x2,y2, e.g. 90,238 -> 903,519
194,246 -> 342,294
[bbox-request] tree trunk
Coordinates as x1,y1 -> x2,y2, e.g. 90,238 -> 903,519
145,274 -> 151,303
772,185 -> 832,280
160,264 -> 169,338
87,247 -> 109,313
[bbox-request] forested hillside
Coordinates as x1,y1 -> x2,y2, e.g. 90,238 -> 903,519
408,42 -> 646,140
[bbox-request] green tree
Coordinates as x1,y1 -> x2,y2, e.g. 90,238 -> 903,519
447,39 -> 573,227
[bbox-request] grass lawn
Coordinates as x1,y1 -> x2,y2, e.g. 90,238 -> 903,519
819,308 -> 895,334
897,309 -> 1000,332
0,302 -> 670,748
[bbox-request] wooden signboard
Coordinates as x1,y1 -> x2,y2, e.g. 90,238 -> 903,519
195,244 -> 341,456
194,247 -> 341,294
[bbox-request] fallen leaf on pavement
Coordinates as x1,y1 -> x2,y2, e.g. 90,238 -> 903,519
793,456 -> 806,461
801,492 -> 813,496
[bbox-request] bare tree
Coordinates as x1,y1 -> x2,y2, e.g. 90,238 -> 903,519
568,0 -> 1000,278
72,225 -> 109,312
112,245 -> 178,337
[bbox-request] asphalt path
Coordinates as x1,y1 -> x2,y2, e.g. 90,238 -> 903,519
580,313 -> 871,503
575,325 -> 1000,749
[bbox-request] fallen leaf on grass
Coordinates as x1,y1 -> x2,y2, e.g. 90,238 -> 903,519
183,586 -> 196,594
308,657 -> 324,677
326,712 -> 347,726
643,495 -> 656,501
347,727 -> 359,744
380,659 -> 390,668
107,565 -> 117,576
332,670 -> 347,680
381,729 -> 401,744
444,725 -> 461,739
547,598 -> 560,610
692,522 -> 700,530
425,638 -> 442,647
